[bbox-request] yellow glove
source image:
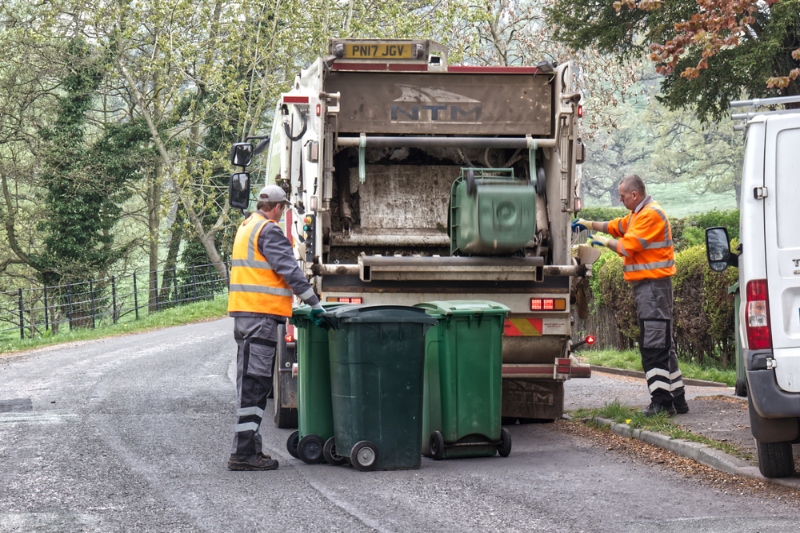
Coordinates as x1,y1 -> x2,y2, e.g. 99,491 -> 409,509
591,235 -> 611,248
571,218 -> 593,232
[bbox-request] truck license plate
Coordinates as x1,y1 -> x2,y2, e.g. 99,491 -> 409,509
345,43 -> 414,59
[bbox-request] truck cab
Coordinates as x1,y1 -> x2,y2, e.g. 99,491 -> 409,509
706,95 -> 800,478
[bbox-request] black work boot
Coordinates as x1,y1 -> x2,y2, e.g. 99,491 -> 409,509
641,401 -> 676,417
228,454 -> 279,471
672,394 -> 689,414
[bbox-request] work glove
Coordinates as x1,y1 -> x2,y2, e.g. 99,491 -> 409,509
571,218 -> 593,232
591,234 -> 611,248
310,307 -> 329,329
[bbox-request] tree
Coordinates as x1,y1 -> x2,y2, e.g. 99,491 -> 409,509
548,0 -> 800,121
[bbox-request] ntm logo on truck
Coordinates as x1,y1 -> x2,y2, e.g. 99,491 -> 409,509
391,86 -> 482,123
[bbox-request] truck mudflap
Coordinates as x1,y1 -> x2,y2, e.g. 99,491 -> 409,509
502,356 -> 591,380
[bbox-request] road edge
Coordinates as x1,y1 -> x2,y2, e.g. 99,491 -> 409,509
591,366 -> 728,388
580,415 -> 800,489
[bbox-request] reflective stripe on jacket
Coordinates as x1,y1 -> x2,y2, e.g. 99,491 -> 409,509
604,200 -> 676,282
228,212 -> 293,316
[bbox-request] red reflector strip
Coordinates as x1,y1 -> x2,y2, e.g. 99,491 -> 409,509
387,63 -> 428,71
331,62 -> 388,71
331,297 -> 363,304
503,318 -> 543,337
283,96 -> 309,104
448,66 -> 540,74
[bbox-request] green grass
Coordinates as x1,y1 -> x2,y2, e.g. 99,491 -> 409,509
580,348 -> 736,386
0,296 -> 229,356
585,181 -> 737,219
570,400 -> 752,460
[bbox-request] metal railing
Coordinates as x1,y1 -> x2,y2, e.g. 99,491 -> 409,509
0,263 -> 229,341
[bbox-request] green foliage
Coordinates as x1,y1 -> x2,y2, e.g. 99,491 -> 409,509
579,207 -> 628,223
547,0 -> 800,122
594,252 -> 639,341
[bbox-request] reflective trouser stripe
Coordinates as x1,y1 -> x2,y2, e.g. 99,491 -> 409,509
648,381 -> 671,393
645,368 -> 670,380
237,406 -> 264,418
229,284 -> 293,297
235,422 -> 259,433
670,379 -> 684,391
624,259 -> 675,272
669,370 -> 683,380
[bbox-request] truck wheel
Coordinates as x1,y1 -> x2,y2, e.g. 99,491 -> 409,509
734,378 -> 748,398
756,439 -> 795,478
429,431 -> 445,460
498,427 -> 512,457
323,437 -> 348,466
286,431 -> 299,459
350,441 -> 379,471
273,355 -> 298,429
298,435 -> 325,464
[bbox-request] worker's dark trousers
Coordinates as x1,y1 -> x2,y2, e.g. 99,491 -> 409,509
231,316 -> 278,457
633,278 -> 685,406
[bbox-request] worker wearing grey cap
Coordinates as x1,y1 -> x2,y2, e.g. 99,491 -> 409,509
227,184 -> 325,471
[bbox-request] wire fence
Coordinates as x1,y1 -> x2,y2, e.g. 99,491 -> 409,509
0,263 -> 229,341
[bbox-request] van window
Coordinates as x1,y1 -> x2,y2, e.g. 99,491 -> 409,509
776,127 -> 800,249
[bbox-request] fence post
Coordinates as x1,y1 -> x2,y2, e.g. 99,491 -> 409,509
44,285 -> 49,332
173,266 -> 178,306
66,283 -> 73,331
154,270 -> 159,312
191,265 -> 198,302
18,288 -> 24,340
89,279 -> 96,329
133,272 -> 139,320
111,276 -> 117,324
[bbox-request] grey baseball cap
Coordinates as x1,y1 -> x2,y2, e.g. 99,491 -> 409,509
258,185 -> 290,205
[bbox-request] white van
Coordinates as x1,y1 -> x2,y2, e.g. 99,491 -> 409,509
706,95 -> 800,478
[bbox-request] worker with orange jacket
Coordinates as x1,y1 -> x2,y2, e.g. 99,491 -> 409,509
573,175 -> 688,417
227,185 -> 326,471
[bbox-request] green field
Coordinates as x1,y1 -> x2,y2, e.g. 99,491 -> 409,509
585,181 -> 738,218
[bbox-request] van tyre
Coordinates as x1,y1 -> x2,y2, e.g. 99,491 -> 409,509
298,435 -> 325,464
286,431 -> 299,459
429,431 -> 445,460
323,437 -> 347,466
756,439 -> 795,478
498,428 -> 512,457
350,441 -> 379,471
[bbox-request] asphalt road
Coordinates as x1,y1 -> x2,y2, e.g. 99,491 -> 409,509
2,318 -> 800,532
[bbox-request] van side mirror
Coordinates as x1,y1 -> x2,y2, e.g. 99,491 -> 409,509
229,172 -> 251,210
705,226 -> 737,271
230,142 -> 254,168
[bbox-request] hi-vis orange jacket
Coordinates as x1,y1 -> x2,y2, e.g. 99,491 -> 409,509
603,198 -> 676,282
228,212 -> 294,316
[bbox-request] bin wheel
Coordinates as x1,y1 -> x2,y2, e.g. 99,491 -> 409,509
286,431 -> 299,459
498,427 -> 512,457
298,434 -> 325,464
465,168 -> 477,196
323,437 -> 348,466
350,441 -> 379,472
429,431 -> 445,460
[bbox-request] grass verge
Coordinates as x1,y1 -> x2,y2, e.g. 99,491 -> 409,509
570,400 -> 752,461
579,348 -> 736,386
0,296 -> 229,356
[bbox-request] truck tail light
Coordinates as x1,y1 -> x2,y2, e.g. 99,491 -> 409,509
530,298 -> 566,311
285,324 -> 295,343
577,105 -> 583,118
745,279 -> 772,350
325,296 -> 363,304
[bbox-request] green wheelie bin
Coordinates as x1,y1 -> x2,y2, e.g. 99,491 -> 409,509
287,303 -> 346,465
325,305 -> 437,471
415,300 -> 511,459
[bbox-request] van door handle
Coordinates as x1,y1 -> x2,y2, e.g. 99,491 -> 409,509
754,187 -> 768,199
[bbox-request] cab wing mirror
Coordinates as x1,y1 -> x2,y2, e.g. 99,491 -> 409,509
230,142 -> 254,168
229,172 -> 251,210
705,226 -> 738,271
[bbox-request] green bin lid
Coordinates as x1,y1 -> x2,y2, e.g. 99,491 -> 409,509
323,304 -> 438,325
415,300 -> 510,317
292,302 -> 347,320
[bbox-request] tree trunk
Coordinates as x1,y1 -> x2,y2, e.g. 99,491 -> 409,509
159,203 -> 184,303
148,163 -> 162,311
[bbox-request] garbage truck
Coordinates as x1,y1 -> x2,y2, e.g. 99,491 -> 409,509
229,39 -> 593,428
